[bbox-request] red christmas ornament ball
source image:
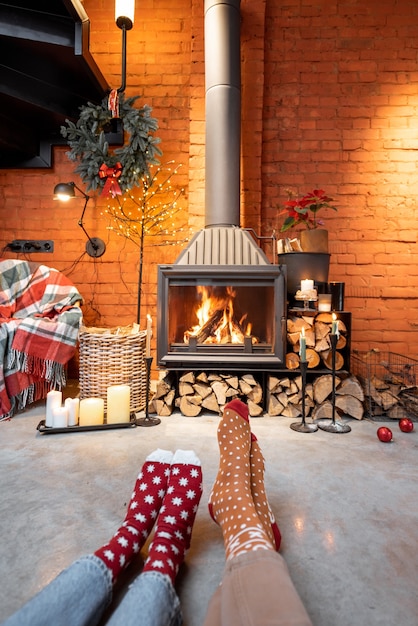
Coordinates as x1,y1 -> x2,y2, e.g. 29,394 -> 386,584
399,418 -> 414,433
377,426 -> 393,443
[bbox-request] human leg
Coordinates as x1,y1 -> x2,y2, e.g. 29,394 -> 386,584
94,448 -> 173,582
1,555 -> 112,626
206,399 -> 312,625
208,399 -> 274,559
1,449 -> 173,626
107,449 -> 203,626
203,551 -> 313,626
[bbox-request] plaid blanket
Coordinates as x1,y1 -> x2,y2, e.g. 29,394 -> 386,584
0,260 -> 83,421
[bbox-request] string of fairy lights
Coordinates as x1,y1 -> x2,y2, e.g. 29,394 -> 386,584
103,161 -> 192,247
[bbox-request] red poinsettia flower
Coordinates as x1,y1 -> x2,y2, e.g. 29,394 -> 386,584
280,188 -> 337,232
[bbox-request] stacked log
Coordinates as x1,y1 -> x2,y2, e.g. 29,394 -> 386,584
286,312 -> 348,370
150,371 -> 264,417
267,373 -> 365,420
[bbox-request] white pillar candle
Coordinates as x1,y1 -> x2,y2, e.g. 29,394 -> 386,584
146,314 -> 152,357
52,406 -> 68,428
301,279 -> 314,292
107,385 -> 131,424
79,398 -> 104,426
45,390 -> 62,427
65,397 -> 80,426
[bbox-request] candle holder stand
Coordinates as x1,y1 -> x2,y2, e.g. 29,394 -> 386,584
316,334 -> 351,434
290,361 -> 318,433
136,356 -> 161,427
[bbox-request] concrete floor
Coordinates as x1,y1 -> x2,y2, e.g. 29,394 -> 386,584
0,389 -> 417,626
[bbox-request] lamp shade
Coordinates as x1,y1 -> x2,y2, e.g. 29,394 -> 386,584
53,182 -> 75,201
115,0 -> 135,29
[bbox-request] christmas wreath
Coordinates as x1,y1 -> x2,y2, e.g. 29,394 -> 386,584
60,92 -> 162,195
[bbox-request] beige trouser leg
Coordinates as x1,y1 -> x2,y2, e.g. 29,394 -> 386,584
203,550 -> 313,626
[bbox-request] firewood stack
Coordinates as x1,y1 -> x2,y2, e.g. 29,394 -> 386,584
267,372 -> 365,420
149,371 -> 264,417
286,312 -> 348,370
351,350 -> 418,420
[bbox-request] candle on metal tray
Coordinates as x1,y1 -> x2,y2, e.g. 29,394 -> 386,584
79,398 -> 104,426
107,384 -> 131,424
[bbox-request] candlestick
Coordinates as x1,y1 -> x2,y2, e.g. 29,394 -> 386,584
136,356 -> 161,427
290,361 -> 318,433
317,333 -> 351,434
65,397 -> 80,426
45,390 -> 62,427
107,384 -> 131,424
79,398 -> 104,427
146,314 -> 152,358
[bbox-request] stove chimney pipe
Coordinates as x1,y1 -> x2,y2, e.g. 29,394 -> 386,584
204,0 -> 241,228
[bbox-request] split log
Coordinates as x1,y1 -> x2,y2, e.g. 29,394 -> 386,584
321,349 -> 345,370
306,348 -> 320,369
286,352 -> 300,369
179,394 -> 202,417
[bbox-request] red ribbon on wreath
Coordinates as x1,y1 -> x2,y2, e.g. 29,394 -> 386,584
108,89 -> 119,118
99,162 -> 123,197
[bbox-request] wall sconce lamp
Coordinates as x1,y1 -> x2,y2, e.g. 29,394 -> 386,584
115,0 -> 135,93
53,182 -> 106,258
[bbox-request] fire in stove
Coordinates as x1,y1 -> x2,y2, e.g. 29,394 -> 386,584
183,286 -> 256,345
157,265 -> 286,370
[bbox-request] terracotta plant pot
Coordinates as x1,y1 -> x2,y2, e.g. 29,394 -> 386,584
300,228 -> 328,253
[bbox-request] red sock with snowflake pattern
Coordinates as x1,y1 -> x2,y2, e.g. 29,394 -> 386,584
142,449 -> 203,584
94,449 -> 173,583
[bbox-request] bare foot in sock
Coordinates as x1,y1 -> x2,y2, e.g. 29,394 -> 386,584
208,400 -> 273,560
94,449 -> 173,583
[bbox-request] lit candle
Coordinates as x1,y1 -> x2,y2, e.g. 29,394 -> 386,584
331,313 -> 339,335
52,406 -> 68,428
146,314 -> 152,357
301,279 -> 314,292
65,397 -> 80,426
299,327 -> 307,362
45,390 -> 62,427
107,385 -> 131,424
79,398 -> 104,426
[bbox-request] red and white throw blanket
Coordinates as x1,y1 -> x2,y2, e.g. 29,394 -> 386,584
0,260 -> 83,421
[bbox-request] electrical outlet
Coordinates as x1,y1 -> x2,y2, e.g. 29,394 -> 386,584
8,240 -> 54,253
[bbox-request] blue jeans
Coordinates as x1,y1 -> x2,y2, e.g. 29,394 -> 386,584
2,555 -> 182,626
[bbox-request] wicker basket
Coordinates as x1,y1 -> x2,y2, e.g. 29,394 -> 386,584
351,350 -> 418,421
79,325 -> 147,413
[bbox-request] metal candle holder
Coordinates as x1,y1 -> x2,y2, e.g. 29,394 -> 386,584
290,360 -> 318,433
317,333 -> 351,434
136,356 -> 161,427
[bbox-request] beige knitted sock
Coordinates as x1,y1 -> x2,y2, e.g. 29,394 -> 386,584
250,438 -> 281,551
208,400 -> 273,560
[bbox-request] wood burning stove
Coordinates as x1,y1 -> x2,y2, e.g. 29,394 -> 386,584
157,264 -> 286,370
157,1 -> 287,372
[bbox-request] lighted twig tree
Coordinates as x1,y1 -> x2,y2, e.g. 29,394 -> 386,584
104,162 -> 190,324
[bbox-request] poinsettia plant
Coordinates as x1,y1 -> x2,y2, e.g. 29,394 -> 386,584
280,189 -> 337,232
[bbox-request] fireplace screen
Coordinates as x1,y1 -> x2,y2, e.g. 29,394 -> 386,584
157,265 -> 286,370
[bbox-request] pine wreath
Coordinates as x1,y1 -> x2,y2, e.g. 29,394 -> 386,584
60,93 -> 162,194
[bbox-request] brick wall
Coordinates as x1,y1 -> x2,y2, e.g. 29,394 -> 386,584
0,0 -> 417,364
